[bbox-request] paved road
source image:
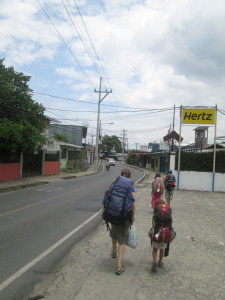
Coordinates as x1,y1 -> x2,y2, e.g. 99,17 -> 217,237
27,170 -> 225,300
0,164 -> 144,300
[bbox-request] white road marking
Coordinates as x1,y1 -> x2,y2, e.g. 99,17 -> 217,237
0,210 -> 101,292
0,170 -> 144,292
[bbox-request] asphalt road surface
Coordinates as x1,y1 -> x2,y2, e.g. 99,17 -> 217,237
0,164 -> 144,300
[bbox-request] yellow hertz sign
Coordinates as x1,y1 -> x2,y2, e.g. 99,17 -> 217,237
182,108 -> 216,124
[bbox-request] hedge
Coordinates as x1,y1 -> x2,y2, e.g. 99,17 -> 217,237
175,151 -> 225,173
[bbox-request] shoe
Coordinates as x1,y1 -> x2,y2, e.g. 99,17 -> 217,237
158,262 -> 164,268
115,266 -> 125,275
151,262 -> 157,273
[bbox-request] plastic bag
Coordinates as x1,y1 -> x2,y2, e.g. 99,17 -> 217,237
126,224 -> 138,249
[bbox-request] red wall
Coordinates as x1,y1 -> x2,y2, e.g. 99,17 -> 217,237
44,161 -> 59,175
0,163 -> 20,181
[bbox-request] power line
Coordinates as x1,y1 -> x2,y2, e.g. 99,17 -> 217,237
36,0 -> 95,88
34,91 -> 176,110
45,106 -> 172,113
61,0 -> 101,76
218,109 -> 225,116
73,0 -> 126,129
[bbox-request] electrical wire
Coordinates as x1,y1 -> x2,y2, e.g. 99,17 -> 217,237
61,0 -> 101,76
33,91 -> 176,111
73,0 -> 126,129
36,0 -> 95,88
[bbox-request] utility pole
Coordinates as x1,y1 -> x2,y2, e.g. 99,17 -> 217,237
125,138 -> 128,152
91,134 -> 94,145
94,77 -> 112,170
171,105 -> 175,151
135,143 -> 139,151
122,129 -> 127,164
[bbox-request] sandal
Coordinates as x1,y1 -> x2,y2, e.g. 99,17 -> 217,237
115,266 -> 125,275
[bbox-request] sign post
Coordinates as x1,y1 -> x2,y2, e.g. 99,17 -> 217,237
212,105 -> 217,191
177,106 -> 182,189
179,106 -> 217,191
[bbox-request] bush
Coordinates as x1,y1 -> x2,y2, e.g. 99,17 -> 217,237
175,151 -> 225,173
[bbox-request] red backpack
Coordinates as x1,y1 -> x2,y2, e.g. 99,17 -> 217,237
152,178 -> 164,195
148,203 -> 176,243
154,203 -> 172,227
150,226 -> 176,243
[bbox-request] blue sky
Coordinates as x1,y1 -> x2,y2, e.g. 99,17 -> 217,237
1,0 -> 225,148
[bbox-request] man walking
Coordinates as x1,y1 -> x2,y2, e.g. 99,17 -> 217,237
164,169 -> 176,206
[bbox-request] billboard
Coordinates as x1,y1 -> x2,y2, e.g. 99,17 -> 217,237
148,143 -> 160,151
181,108 -> 216,124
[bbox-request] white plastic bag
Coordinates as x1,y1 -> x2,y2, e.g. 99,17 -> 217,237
126,224 -> 138,249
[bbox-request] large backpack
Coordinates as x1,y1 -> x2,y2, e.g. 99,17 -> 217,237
102,176 -> 134,225
153,203 -> 172,228
152,177 -> 164,195
151,203 -> 174,243
165,174 -> 176,191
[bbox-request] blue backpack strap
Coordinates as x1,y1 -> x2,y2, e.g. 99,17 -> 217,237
102,176 -> 120,206
109,176 -> 120,190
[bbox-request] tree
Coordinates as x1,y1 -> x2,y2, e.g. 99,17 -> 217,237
0,59 -> 46,159
100,135 -> 122,155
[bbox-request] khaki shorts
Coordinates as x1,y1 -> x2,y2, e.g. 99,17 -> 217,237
152,241 -> 167,249
110,221 -> 131,245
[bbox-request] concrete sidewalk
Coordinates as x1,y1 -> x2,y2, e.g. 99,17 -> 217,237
26,170 -> 225,300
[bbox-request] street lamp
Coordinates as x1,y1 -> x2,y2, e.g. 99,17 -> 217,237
100,121 -> 114,139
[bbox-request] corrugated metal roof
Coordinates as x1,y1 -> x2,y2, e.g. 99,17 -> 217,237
57,141 -> 83,148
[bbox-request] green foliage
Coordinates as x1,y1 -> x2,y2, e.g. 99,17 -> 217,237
0,120 -> 45,153
0,59 -> 46,154
175,151 -> 225,173
54,133 -> 68,142
78,150 -> 87,159
100,135 -> 122,155
127,152 -> 139,165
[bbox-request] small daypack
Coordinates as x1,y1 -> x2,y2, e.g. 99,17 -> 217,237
153,203 -> 172,228
165,174 -> 176,191
152,177 -> 164,195
102,176 -> 134,225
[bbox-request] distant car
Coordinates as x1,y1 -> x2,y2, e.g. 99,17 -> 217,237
108,159 -> 115,166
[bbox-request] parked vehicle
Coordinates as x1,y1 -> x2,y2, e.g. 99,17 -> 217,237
109,159 -> 115,166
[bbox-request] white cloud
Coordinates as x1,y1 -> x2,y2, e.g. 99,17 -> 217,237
0,0 -> 225,147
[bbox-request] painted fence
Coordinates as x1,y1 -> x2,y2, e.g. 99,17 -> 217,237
169,154 -> 225,192
0,161 -> 59,182
0,163 -> 20,182
174,170 -> 225,192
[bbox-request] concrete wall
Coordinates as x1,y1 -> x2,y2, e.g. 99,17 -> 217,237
49,125 -> 84,146
174,171 -> 225,193
169,153 -> 225,192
